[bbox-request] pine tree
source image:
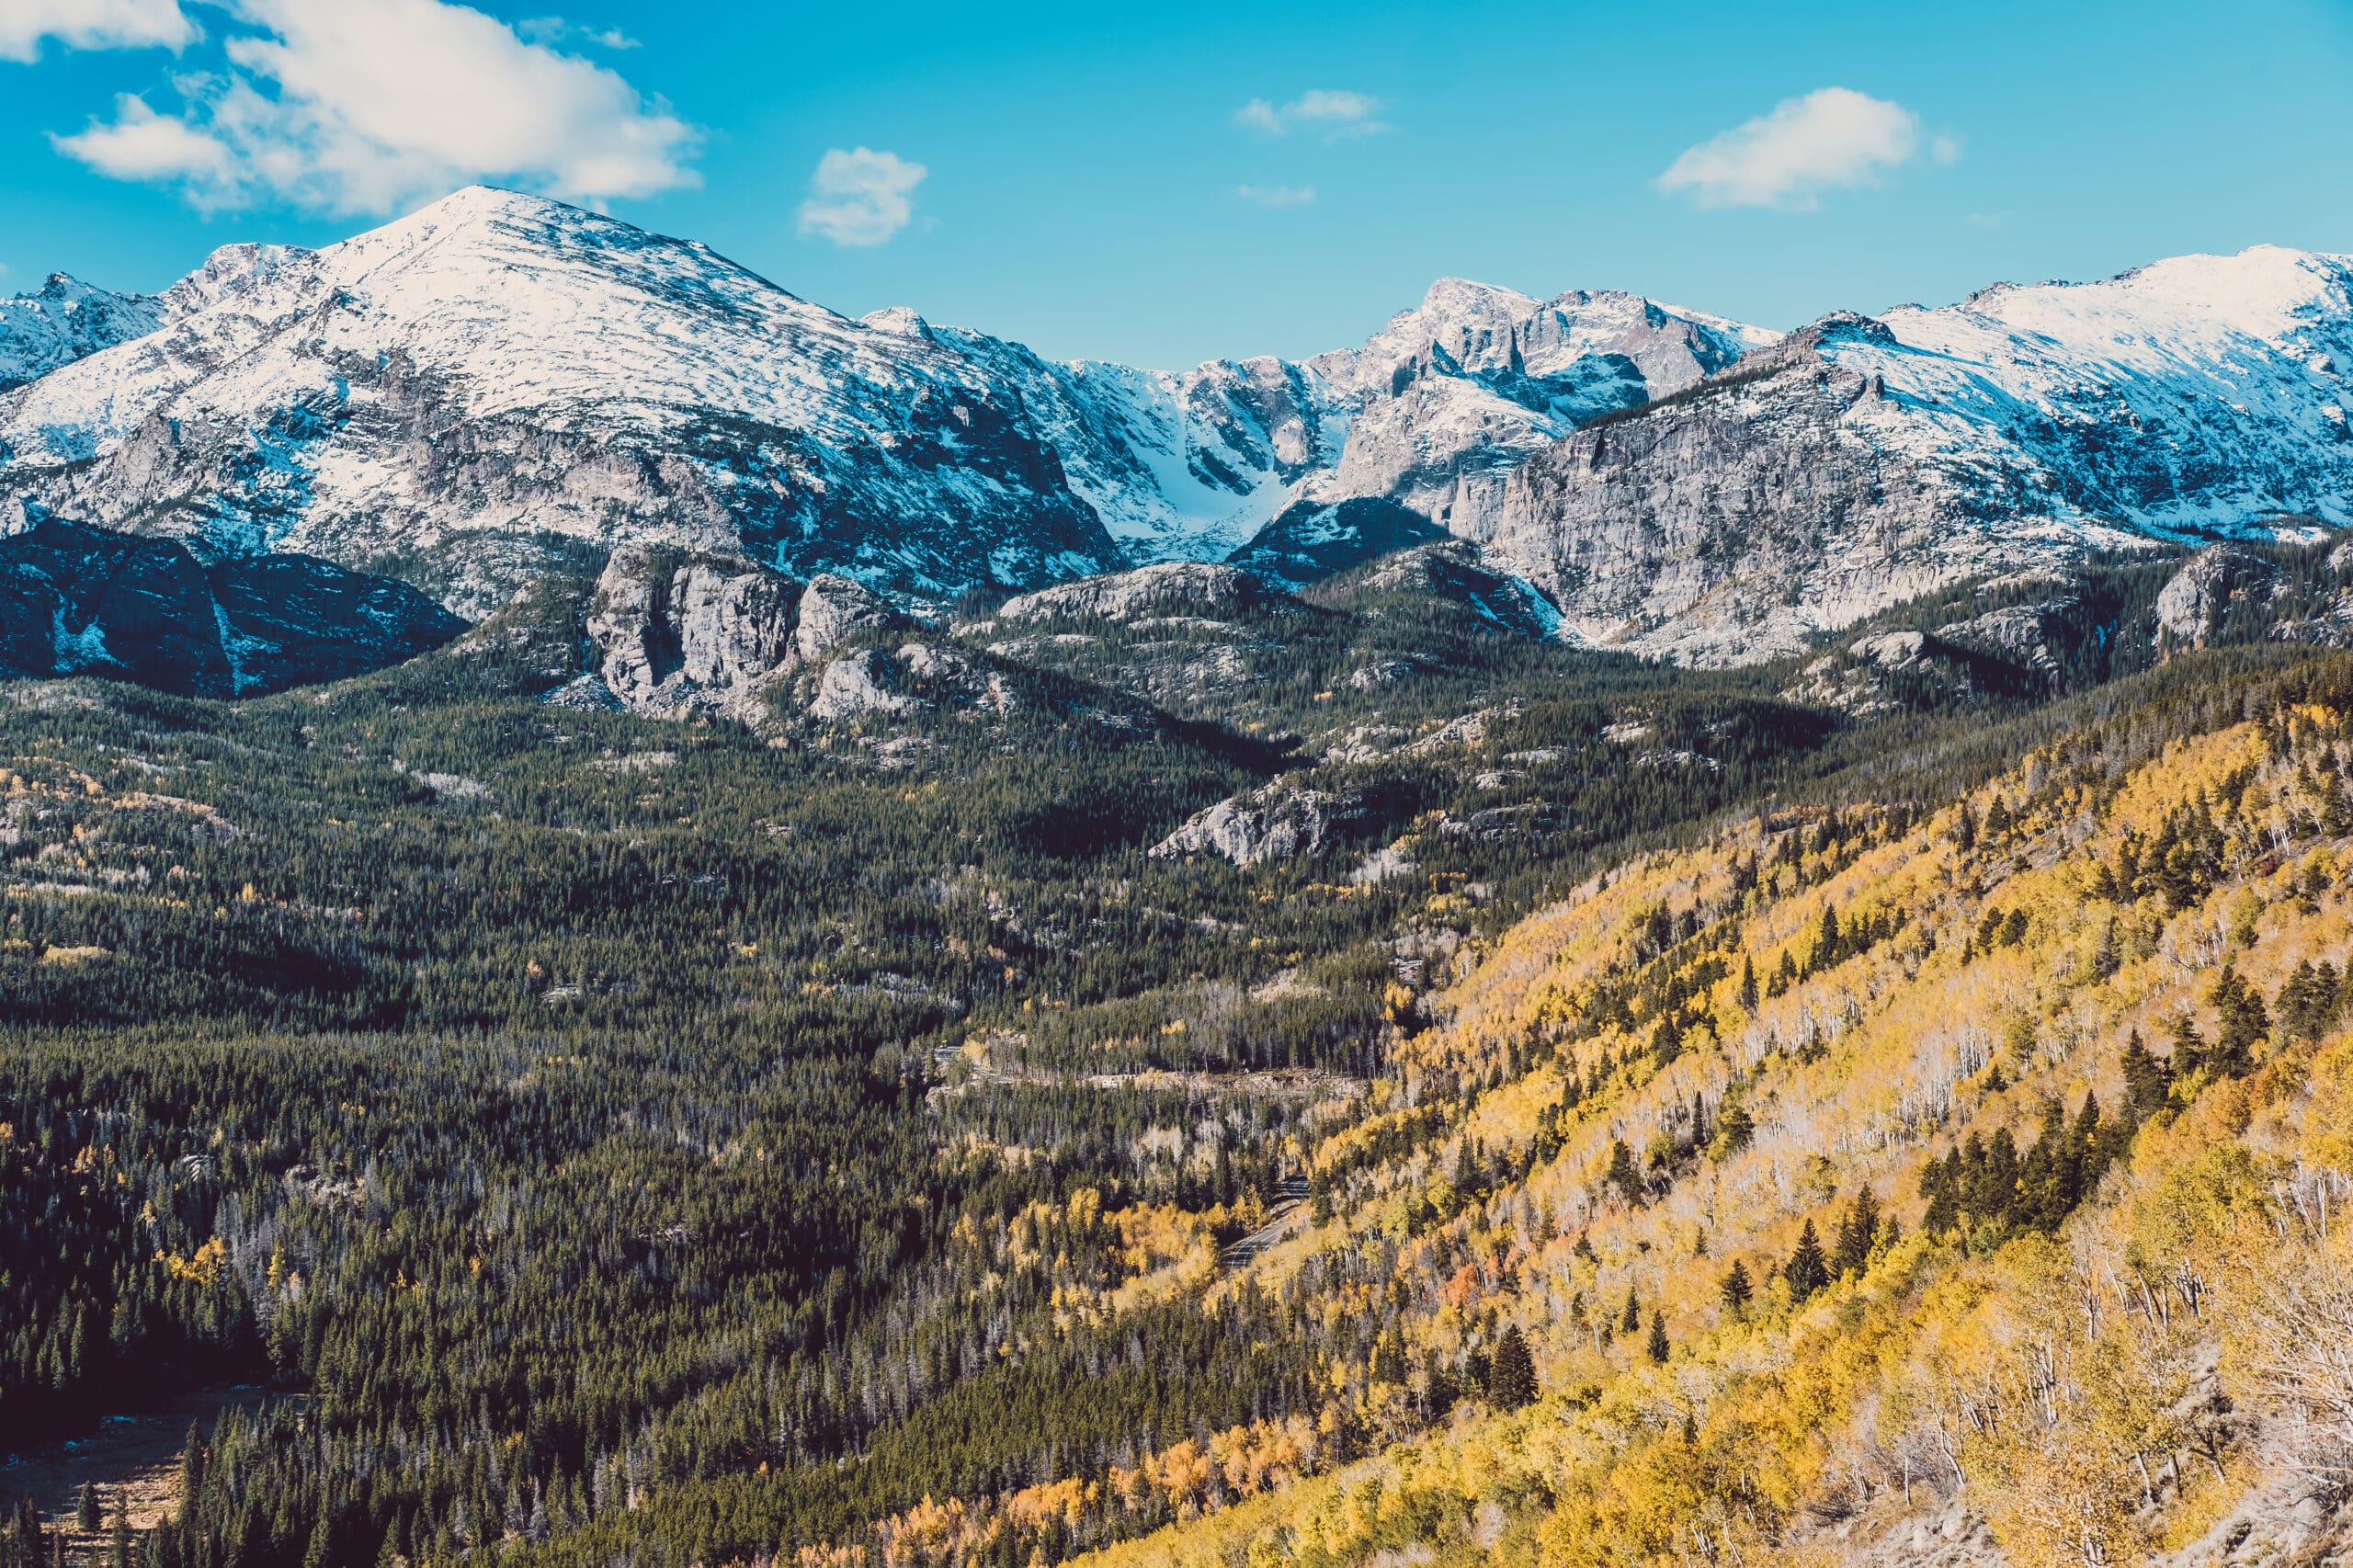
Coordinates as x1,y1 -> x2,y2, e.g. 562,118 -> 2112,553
1485,1325 -> 1536,1412
2170,1009 -> 2207,1078
1604,1139 -> 1643,1205
1719,1258 -> 1754,1312
76,1487 -> 100,1536
1784,1220 -> 1830,1302
1920,1150 -> 1962,1234
1645,1311 -> 1670,1364
1737,956 -> 1758,1013
1831,1187 -> 1881,1278
1620,1285 -> 1642,1335
2120,1028 -> 2172,1121
1808,904 -> 1840,975
1712,1099 -> 1754,1159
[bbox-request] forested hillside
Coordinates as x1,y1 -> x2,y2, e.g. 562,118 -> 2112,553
2,554 -> 2348,1568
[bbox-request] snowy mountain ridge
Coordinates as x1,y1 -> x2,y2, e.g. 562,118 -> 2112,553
1,187 -> 2347,665
0,188 -> 1774,612
0,272 -> 166,392
1482,244 -> 2353,662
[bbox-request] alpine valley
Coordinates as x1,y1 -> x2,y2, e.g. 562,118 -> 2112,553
6,187 -> 2353,1568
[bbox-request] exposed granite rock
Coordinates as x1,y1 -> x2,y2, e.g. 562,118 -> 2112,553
795,574 -> 905,663
2155,545 -> 2275,650
995,562 -> 1270,624
809,648 -> 919,722
586,546 -> 803,721
1783,630 -> 1982,717
1150,779 -> 1376,866
1483,321 -> 2008,664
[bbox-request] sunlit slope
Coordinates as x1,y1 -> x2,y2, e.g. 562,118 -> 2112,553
1069,664 -> 2353,1568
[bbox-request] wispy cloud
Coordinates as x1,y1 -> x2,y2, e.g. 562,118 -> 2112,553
796,147 -> 926,246
1236,184 -> 1314,208
517,17 -> 640,50
1657,87 -> 1953,210
48,0 -> 697,214
1234,88 -> 1387,141
0,0 -> 197,62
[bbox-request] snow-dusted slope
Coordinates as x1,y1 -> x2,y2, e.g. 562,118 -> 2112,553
0,188 -> 1125,615
0,274 -> 165,392
1486,246 -> 2353,662
6,193 -> 2345,667
917,317 -> 1347,563
1843,245 -> 2353,534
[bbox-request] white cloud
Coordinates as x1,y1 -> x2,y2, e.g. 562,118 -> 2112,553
796,147 -> 926,246
1657,87 -> 1949,210
1233,88 -> 1387,141
0,0 -> 196,62
51,92 -> 234,184
1236,184 -> 1314,208
50,0 -> 697,214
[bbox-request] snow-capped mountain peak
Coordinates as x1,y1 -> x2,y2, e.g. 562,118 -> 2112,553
0,272 -> 165,392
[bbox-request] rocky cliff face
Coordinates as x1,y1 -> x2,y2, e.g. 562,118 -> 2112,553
1150,778 -> 1378,867
0,517 -> 462,696
995,562 -> 1273,624
1301,280 -> 1775,540
582,547 -> 912,722
1484,248 -> 2353,662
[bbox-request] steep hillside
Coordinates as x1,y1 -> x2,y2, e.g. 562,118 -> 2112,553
0,516 -> 463,695
716,654 -> 2353,1568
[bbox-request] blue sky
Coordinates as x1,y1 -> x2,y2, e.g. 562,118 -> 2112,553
3,0 -> 2350,368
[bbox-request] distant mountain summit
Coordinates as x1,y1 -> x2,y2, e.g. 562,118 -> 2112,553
0,273 -> 164,392
2,189 -> 2347,673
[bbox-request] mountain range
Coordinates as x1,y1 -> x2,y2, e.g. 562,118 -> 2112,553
1,186 -> 2348,687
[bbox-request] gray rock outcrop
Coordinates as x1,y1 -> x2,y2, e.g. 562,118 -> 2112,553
795,574 -> 905,662
995,562 -> 1267,624
1150,779 -> 1374,867
2154,545 -> 2274,650
587,546 -> 803,721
